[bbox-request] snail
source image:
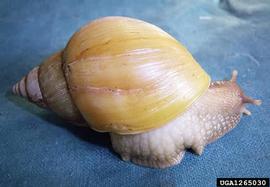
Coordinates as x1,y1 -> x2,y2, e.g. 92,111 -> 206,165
12,16 -> 262,168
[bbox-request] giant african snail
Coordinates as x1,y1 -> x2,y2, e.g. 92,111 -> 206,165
12,16 -> 262,168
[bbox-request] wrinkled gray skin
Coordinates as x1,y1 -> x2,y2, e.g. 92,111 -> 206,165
110,71 -> 261,168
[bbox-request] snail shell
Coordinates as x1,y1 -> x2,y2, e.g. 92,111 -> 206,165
14,16 -> 210,134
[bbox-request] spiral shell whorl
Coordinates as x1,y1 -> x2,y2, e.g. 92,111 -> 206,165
12,66 -> 46,107
12,52 -> 85,125
38,51 -> 85,123
12,76 -> 27,97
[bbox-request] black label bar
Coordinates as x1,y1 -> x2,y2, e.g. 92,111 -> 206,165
217,178 -> 269,187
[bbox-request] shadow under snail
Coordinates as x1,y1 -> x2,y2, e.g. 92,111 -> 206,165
12,16 -> 262,168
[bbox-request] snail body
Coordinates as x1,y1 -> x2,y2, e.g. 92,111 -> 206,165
12,17 -> 261,168
111,74 -> 261,167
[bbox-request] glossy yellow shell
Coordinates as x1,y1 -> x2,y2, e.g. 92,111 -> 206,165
63,16 -> 210,134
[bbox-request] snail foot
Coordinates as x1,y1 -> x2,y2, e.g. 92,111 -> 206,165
192,144 -> 205,155
128,151 -> 186,169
